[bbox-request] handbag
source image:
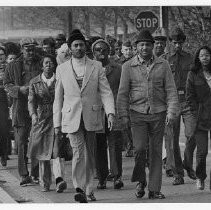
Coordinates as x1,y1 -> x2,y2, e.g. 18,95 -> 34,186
60,133 -> 73,161
52,133 -> 73,161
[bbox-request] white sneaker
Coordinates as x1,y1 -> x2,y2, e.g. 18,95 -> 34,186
196,179 -> 205,190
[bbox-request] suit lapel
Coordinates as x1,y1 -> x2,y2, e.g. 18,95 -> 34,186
81,58 -> 94,92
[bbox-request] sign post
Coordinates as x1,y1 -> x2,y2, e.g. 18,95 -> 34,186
135,11 -> 159,34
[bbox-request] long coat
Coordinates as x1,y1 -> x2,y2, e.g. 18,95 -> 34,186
186,69 -> 211,131
28,74 -> 56,160
53,56 -> 115,134
3,55 -> 41,127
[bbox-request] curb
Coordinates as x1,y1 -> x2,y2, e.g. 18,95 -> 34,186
0,169 -> 52,203
0,185 -> 17,203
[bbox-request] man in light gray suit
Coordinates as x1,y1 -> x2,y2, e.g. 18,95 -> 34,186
53,29 -> 115,203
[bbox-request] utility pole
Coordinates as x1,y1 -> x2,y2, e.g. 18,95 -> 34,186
67,9 -> 73,38
160,6 -> 169,54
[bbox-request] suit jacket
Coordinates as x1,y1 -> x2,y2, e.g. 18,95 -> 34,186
53,56 -> 115,133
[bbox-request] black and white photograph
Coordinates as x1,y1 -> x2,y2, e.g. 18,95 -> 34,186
0,1 -> 211,206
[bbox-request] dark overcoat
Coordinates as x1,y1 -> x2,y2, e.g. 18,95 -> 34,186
3,55 -> 41,127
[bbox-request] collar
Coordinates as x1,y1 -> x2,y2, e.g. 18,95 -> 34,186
171,50 -> 187,57
137,54 -> 154,66
41,72 -> 56,84
72,56 -> 86,65
203,71 -> 211,81
131,54 -> 164,67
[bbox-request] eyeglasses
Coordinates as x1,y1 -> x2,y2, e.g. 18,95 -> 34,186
94,47 -> 108,53
0,53 -> 5,56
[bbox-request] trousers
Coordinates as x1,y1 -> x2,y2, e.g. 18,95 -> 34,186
68,121 -> 96,195
130,110 -> 166,192
166,102 -> 196,178
107,130 -> 123,179
14,126 -> 31,177
95,133 -> 109,183
194,129 -> 209,180
0,102 -> 9,158
39,157 -> 65,187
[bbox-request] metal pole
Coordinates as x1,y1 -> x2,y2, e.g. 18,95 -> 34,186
67,9 -> 73,38
160,6 -> 169,55
160,6 -> 163,28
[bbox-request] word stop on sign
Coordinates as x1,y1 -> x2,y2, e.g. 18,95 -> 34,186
136,18 -> 158,29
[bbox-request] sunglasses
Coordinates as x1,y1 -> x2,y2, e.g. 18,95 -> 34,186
94,47 -> 108,52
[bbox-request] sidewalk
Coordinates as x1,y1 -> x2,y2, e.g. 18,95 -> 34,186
0,142 -> 211,203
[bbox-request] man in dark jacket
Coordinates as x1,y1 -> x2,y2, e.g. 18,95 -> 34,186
168,27 -> 197,185
152,27 -> 174,177
92,38 -> 124,190
117,40 -> 133,65
116,40 -> 134,157
4,38 -> 41,186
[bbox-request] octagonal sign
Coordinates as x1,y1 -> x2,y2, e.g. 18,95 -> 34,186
135,11 -> 159,33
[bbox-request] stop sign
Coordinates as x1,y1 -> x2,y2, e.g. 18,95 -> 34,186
135,11 -> 159,33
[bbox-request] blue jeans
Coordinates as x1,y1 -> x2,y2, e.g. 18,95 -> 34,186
130,110 -> 166,192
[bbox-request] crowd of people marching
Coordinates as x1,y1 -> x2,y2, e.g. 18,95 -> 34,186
0,26 -> 210,202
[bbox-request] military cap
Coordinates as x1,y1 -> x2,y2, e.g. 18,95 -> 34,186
122,40 -> 132,47
19,37 -> 37,48
55,34 -> 66,41
153,27 -> 167,41
170,27 -> 186,42
42,37 -> 55,48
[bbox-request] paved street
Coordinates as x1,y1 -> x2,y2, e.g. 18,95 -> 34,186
0,124 -> 211,203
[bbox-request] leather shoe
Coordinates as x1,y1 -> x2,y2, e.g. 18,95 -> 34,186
148,191 -> 165,199
74,188 -> 88,203
166,169 -> 173,177
31,176 -> 39,184
196,179 -> 205,190
41,185 -> 50,192
187,170 -> 197,180
56,180 -> 67,193
183,162 -> 197,180
107,172 -> 114,181
97,180 -> 106,189
125,150 -> 133,157
114,178 -> 124,189
135,181 -> 147,198
172,177 -> 184,185
87,191 -> 96,201
1,156 -> 7,167
20,176 -> 32,186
